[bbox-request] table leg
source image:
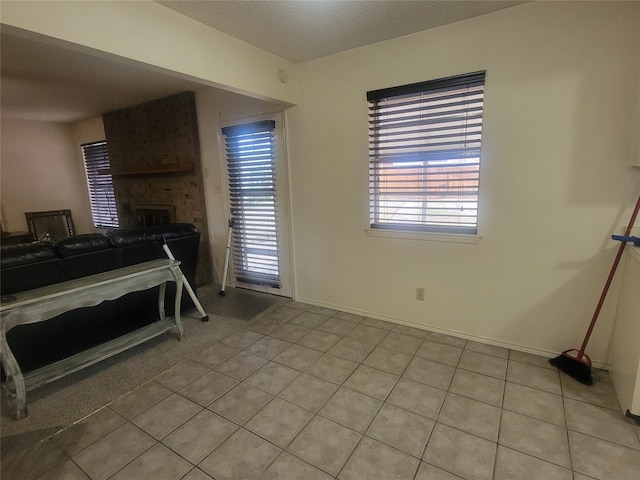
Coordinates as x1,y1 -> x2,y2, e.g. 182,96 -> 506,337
158,282 -> 167,321
172,268 -> 184,339
0,330 -> 28,420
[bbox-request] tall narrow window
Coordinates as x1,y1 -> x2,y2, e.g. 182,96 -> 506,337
222,120 -> 280,288
81,141 -> 119,229
368,71 -> 486,235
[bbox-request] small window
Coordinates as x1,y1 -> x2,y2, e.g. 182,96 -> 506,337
368,71 -> 486,235
81,141 -> 119,229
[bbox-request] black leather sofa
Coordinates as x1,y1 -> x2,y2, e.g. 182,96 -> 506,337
1,223 -> 200,376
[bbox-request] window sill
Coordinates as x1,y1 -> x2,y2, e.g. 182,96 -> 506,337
365,228 -> 482,245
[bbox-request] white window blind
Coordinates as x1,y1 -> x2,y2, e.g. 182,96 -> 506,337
222,120 -> 281,288
368,71 -> 486,235
81,141 -> 119,229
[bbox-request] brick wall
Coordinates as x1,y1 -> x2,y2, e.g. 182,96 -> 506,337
103,91 -> 212,286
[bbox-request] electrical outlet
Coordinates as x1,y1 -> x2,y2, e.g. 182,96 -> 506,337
416,287 -> 425,301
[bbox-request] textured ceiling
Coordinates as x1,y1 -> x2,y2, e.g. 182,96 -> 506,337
157,0 -> 526,63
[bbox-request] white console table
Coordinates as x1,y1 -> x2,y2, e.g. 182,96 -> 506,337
0,259 -> 184,420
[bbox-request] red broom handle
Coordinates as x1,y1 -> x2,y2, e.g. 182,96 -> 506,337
577,194 -> 640,358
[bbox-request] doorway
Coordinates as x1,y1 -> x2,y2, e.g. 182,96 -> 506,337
220,114 -> 293,297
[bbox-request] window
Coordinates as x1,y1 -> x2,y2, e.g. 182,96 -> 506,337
221,120 -> 281,288
368,71 -> 486,236
81,141 -> 119,229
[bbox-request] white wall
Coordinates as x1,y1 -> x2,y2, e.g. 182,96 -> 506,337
286,1 -> 640,363
0,117 -> 94,234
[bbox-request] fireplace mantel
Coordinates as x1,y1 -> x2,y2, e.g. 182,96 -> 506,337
99,162 -> 194,176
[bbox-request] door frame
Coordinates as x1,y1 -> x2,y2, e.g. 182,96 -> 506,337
218,111 -> 294,298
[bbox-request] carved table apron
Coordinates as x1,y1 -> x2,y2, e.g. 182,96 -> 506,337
0,259 -> 184,420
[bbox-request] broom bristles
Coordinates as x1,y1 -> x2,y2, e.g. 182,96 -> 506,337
549,352 -> 593,385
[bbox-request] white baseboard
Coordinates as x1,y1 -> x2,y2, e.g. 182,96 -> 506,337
293,295 -> 609,370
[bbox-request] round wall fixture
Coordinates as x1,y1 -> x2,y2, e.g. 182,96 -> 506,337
278,69 -> 289,83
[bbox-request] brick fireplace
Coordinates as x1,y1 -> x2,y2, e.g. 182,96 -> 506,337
103,91 -> 211,285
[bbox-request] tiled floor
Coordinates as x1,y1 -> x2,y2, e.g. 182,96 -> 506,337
4,300 -> 640,480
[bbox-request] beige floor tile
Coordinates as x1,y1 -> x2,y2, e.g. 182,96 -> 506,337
192,342 -> 240,369
391,324 -> 430,338
503,382 -> 565,426
508,350 -> 555,370
565,397 -> 640,449
269,322 -> 313,342
362,317 -> 396,331
343,365 -> 399,400
220,329 -> 264,349
458,350 -> 507,379
109,380 -> 172,420
199,428 -> 281,480
309,306 -> 338,316
570,430 -> 640,480
493,446 -> 572,480
317,317 -> 358,336
245,397 -> 314,447
339,436 -> 420,480
109,443 -> 192,480
181,467 -> 214,480
154,359 -> 210,391
178,370 -> 238,406
282,301 -> 312,311
131,393 -> 202,440
499,410 -> 571,468
245,315 -> 286,334
415,462 -> 465,479
291,311 -> 330,328
386,378 -> 446,420
279,373 -> 339,411
363,346 -> 412,375
2,438 -> 67,480
415,341 -> 463,367
423,423 -> 496,480
262,452 -> 333,480
52,406 -> 126,456
245,336 -> 292,359
214,351 -> 268,380
377,332 -> 423,355
449,369 -> 505,407
307,353 -> 360,384
265,305 -> 306,321
274,344 -> 324,371
287,416 -> 362,476
506,360 -> 561,394
426,332 -> 467,349
328,337 -> 375,363
36,459 -> 91,480
561,372 -> 621,410
207,383 -> 273,425
403,356 -> 456,390
297,329 -> 342,352
72,423 -> 155,480
319,387 -> 383,432
366,403 -> 434,457
334,311 -> 365,323
244,361 -> 300,395
162,409 -> 237,464
438,392 -> 501,441
346,324 -> 389,345
465,340 -> 509,359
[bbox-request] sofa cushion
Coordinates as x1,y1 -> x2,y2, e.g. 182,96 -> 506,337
56,233 -> 110,258
0,242 -> 58,268
108,223 -> 198,247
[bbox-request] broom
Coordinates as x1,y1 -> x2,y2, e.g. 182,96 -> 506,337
550,194 -> 640,384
